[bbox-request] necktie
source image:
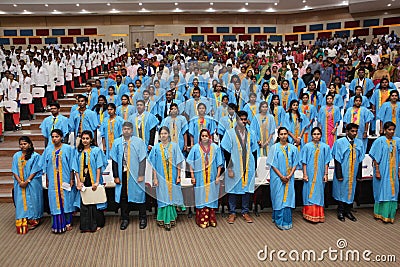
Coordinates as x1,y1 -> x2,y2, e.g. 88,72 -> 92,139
123,141 -> 128,170
51,117 -> 57,131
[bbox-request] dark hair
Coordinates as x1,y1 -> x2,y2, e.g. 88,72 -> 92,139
77,94 -> 87,102
222,95 -> 229,102
237,110 -> 248,119
380,77 -> 390,87
314,70 -> 321,75
311,127 -> 322,135
49,102 -> 60,109
326,93 -> 335,101
288,99 -> 302,123
19,136 -> 34,160
275,127 -> 288,143
258,101 -> 268,112
383,121 -> 396,130
346,123 -> 359,131
51,129 -> 63,138
158,126 -> 170,135
353,95 -> 362,103
77,130 -> 95,152
107,103 -> 117,110
197,102 -> 206,110
386,90 -> 399,102
136,100 -> 145,106
120,94 -> 131,105
122,121 -> 133,129
93,95 -> 108,114
270,94 -> 280,116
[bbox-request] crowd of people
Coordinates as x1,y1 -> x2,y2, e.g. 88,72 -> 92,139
4,30 -> 400,235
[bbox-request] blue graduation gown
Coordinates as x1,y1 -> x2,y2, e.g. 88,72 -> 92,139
183,97 -> 212,119
283,112 -> 310,147
220,128 -> 258,194
100,116 -> 124,158
250,113 -> 276,157
228,91 -> 249,110
116,105 -> 135,121
41,144 -> 76,215
72,146 -> 107,209
346,96 -> 370,109
377,102 -> 400,137
243,103 -> 259,123
148,142 -> 185,208
217,115 -> 236,136
322,94 -> 344,109
317,105 -> 342,145
187,143 -> 223,208
40,114 -> 69,141
343,106 -> 374,151
160,115 -> 188,151
12,152 -> 43,220
69,109 -> 99,136
277,90 -> 297,110
369,137 -> 400,202
267,143 -> 299,210
188,115 -> 217,145
270,105 -> 286,127
100,78 -> 116,90
214,105 -> 229,122
349,78 -> 375,95
289,78 -> 306,98
110,136 -> 147,203
128,111 -> 159,146
332,137 -> 365,203
300,142 -> 332,206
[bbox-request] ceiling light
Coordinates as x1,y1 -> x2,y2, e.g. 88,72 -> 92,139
301,5 -> 313,10
45,4 -> 49,7
139,8 -> 149,12
0,10 -> 6,14
387,3 -> 392,6
239,7 -> 248,12
341,1 -> 349,5
274,3 -> 278,6
175,2 -> 179,6
139,2 -> 143,6
23,10 -> 32,14
384,12 -> 389,14
52,10 -> 62,14
13,4 -> 18,7
173,8 -> 182,12
80,9 -> 90,14
110,8 -> 120,13
210,2 -> 214,5
266,8 -> 276,12
107,3 -> 111,6
207,8 -> 215,12
303,0 -> 306,3
245,2 -> 249,5
76,3 -> 80,7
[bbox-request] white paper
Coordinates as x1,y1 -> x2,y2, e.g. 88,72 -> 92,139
62,182 -> 71,191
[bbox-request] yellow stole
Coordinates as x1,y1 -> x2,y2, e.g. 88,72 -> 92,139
121,106 -> 129,120
160,143 -> 173,200
391,103 -> 397,125
99,108 -> 105,124
292,79 -> 299,95
200,144 -> 214,202
135,114 -> 146,141
386,139 -> 396,196
260,115 -> 269,157
351,107 -> 361,125
281,91 -> 289,110
273,106 -> 279,126
249,104 -> 257,117
78,112 -> 85,135
80,149 -> 94,184
108,118 -> 116,150
280,145 -> 291,203
18,155 -> 28,211
52,149 -> 64,210
170,118 -> 178,143
348,142 -> 356,201
236,131 -> 251,188
213,93 -> 222,108
379,90 -> 390,108
308,143 -> 320,199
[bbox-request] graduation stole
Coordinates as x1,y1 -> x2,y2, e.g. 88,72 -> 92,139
198,117 -> 207,132
348,142 -> 356,201
309,93 -> 317,107
125,140 -> 132,192
78,111 -> 85,135
292,79 -> 299,95
379,90 -> 390,108
351,107 -> 361,125
260,115 -> 269,157
249,104 -> 257,117
194,100 -> 199,116
308,143 -> 320,199
52,149 -> 64,210
51,116 -> 59,131
121,106 -> 129,120
129,92 -> 135,104
109,95 -> 115,104
273,106 -> 279,126
135,114 -> 146,141
281,90 -> 289,110
280,145 -> 291,203
170,118 -> 178,143
236,131 -> 251,188
115,84 -> 121,95
200,144 -> 214,202
391,103 -> 397,125
386,139 -> 396,196
292,113 -> 300,138
325,106 -> 336,143
160,143 -> 173,200
103,79 -> 108,89
80,149 -> 94,184
213,93 -> 222,108
228,116 -> 236,129
99,108 -> 105,124
221,107 -> 228,118
108,118 -> 116,150
18,155 -> 28,211
335,85 -> 340,94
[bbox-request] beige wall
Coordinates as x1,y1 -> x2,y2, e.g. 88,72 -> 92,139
0,8 -> 399,49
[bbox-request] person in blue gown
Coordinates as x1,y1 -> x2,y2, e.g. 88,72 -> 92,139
243,93 -> 259,123
377,90 -> 400,137
283,100 -> 310,150
116,94 -> 135,121
270,95 -> 286,128
160,103 -> 188,152
100,103 -> 124,159
300,127 -> 331,223
188,103 -> 217,147
369,121 -> 400,223
220,110 -> 258,224
299,93 -> 318,144
250,101 -> 276,157
183,87 -> 211,120
370,78 -> 391,134
332,123 -> 365,222
217,103 -> 238,137
349,68 -> 375,96
346,85 -> 370,110
40,102 -> 69,147
277,80 -> 297,111
148,126 -> 185,231
267,127 -> 299,230
41,130 -> 76,233
318,93 -> 342,148
12,136 -> 43,234
74,130 -> 107,232
106,86 -> 121,107
188,129 -> 223,228
110,122 -> 148,230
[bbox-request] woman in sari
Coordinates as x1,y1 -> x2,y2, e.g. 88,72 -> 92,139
187,129 -> 223,228
12,136 -> 43,234
300,127 -> 331,223
148,126 -> 185,231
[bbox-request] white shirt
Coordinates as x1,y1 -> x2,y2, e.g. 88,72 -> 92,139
19,76 -> 32,94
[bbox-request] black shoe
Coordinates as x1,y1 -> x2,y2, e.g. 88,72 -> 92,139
338,213 -> 345,222
139,218 -> 147,229
345,212 -> 357,222
120,220 -> 129,230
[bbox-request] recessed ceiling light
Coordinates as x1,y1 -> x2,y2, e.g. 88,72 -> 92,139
139,2 -> 143,6
110,8 -> 120,13
23,10 -> 33,14
45,4 -> 49,7
52,10 -> 62,14
384,12 -> 389,14
207,7 -> 215,12
388,3 -> 392,6
13,4 -> 18,7
303,0 -> 306,3
239,7 -> 248,12
210,2 -> 214,5
76,3 -> 80,7
245,2 -> 249,5
274,3 -> 278,6
301,5 -> 313,10
266,8 -> 276,12
107,3 -> 111,6
139,8 -> 149,12
175,2 -> 179,6
0,10 -> 6,14
173,7 -> 182,12
80,9 -> 91,14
